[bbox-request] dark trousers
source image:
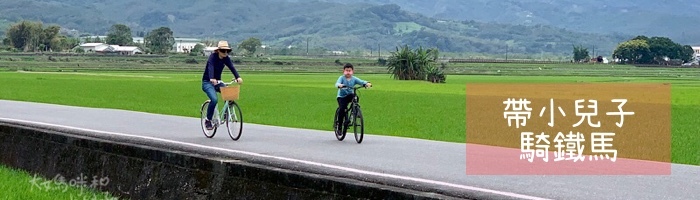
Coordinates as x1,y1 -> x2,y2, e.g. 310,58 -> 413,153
336,93 -> 356,128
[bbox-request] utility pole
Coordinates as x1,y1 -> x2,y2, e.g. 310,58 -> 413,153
378,43 -> 381,58
505,45 -> 509,61
306,38 -> 309,56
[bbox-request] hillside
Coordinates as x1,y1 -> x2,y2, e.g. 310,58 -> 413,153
311,0 -> 700,45
0,0 -> 631,56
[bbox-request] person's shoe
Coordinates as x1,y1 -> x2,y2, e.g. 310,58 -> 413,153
205,120 -> 214,130
335,122 -> 343,136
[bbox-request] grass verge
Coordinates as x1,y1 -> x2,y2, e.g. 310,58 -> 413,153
0,165 -> 117,199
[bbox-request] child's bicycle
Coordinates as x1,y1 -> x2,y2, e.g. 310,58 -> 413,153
200,80 -> 243,141
334,85 -> 368,144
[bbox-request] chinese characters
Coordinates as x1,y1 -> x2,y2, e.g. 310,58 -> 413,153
29,173 -> 115,200
503,98 -> 533,129
505,98 -> 634,163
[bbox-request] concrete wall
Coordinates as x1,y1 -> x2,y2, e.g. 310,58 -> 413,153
0,120 -> 481,200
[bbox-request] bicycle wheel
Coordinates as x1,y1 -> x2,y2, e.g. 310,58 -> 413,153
226,101 -> 243,141
200,100 -> 217,138
353,107 -> 364,144
334,107 -> 346,141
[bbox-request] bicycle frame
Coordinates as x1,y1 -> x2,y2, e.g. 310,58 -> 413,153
210,101 -> 232,126
210,80 -> 239,126
339,86 -> 365,121
349,89 -> 360,114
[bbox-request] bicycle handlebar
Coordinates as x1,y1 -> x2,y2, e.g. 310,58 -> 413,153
338,85 -> 370,89
217,80 -> 241,86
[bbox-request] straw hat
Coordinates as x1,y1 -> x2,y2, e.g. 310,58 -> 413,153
217,41 -> 232,50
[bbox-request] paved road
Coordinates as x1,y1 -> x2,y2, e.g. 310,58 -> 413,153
0,99 -> 698,200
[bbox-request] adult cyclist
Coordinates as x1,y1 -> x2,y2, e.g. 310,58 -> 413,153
202,40 -> 242,130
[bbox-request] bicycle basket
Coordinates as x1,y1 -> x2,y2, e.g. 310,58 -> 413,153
221,85 -> 240,101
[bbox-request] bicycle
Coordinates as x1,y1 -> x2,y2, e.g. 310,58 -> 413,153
333,85 -> 369,144
200,80 -> 243,141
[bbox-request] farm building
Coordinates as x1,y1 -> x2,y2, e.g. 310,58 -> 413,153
78,43 -> 109,53
203,47 -> 219,56
101,45 -> 142,55
76,43 -> 142,55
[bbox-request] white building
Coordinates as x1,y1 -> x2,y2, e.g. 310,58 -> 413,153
330,51 -> 348,55
102,45 -> 142,55
173,38 -> 204,53
203,47 -> 219,56
113,46 -> 143,55
79,43 -> 109,52
692,46 -> 700,58
86,36 -> 205,53
132,37 -> 145,44
77,43 -> 142,55
131,36 -> 208,53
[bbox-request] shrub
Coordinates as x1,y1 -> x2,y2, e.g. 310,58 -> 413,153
386,45 -> 446,83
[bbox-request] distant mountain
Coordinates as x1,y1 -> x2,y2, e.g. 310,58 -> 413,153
0,0 -> 632,56
307,0 -> 700,45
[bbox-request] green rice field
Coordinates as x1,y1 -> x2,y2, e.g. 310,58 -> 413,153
0,70 -> 698,165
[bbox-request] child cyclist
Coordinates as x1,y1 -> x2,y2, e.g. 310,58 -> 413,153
335,63 -> 371,135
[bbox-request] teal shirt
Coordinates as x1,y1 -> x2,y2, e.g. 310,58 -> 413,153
335,75 -> 368,97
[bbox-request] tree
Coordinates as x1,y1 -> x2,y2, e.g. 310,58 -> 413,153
6,20 -> 43,51
631,35 -> 649,41
386,45 -> 445,83
426,62 -> 447,83
201,40 -> 217,47
387,45 -> 424,81
92,36 -> 104,43
679,45 -> 695,63
83,36 -> 92,43
4,21 -> 70,52
612,39 -> 651,64
615,35 -> 694,65
145,27 -> 175,54
647,37 -> 678,64
136,31 -> 146,37
41,25 -> 61,51
572,45 -> 590,62
238,37 -> 261,56
106,24 -> 133,45
51,36 -> 80,52
189,43 -> 205,56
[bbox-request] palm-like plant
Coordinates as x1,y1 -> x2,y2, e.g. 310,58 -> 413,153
386,45 -> 445,83
426,62 -> 447,83
386,45 -> 414,80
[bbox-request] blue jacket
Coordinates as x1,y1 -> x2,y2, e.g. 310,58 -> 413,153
335,75 -> 368,98
202,53 -> 240,81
